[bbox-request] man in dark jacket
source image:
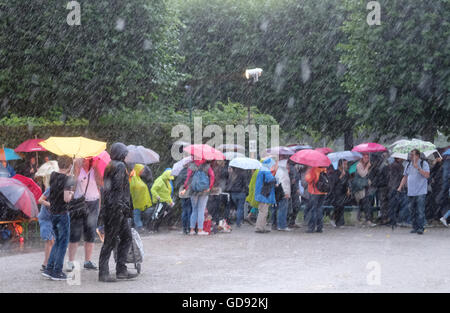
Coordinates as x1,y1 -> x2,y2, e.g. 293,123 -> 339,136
329,159 -> 350,227
287,160 -> 301,228
98,143 -> 137,282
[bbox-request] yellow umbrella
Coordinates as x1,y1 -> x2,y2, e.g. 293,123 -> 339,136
39,137 -> 107,158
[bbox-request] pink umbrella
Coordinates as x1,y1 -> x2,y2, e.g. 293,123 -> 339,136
352,143 -> 387,153
0,177 -> 39,218
290,149 -> 331,167
315,147 -> 334,155
93,151 -> 111,178
183,144 -> 225,161
14,139 -> 47,152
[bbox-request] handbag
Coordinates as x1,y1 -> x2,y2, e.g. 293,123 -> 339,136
68,170 -> 92,219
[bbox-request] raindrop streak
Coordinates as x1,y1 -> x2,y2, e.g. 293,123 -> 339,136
301,57 -> 311,83
115,18 -> 125,31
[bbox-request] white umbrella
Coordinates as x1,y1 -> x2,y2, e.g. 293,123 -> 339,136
223,151 -> 245,160
125,145 -> 160,164
390,152 -> 408,160
35,160 -> 59,189
229,157 -> 261,170
172,156 -> 192,176
328,151 -> 363,170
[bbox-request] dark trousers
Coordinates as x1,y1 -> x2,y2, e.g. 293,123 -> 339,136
99,215 -> 132,277
409,195 -> 426,233
388,189 -> 410,225
331,204 -> 345,226
288,195 -> 301,226
359,193 -> 374,222
305,194 -> 325,231
181,198 -> 192,231
377,186 -> 389,221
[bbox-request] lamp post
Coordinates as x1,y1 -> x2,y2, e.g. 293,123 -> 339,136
244,68 -> 263,126
185,85 -> 192,124
245,68 -> 263,159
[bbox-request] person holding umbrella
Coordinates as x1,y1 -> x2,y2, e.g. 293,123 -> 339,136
67,157 -> 103,272
304,165 -> 328,233
354,153 -> 377,227
397,149 -> 430,235
181,159 -> 215,236
23,156 -> 37,179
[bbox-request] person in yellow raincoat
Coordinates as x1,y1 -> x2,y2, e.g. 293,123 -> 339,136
130,164 -> 152,232
245,169 -> 260,224
149,169 -> 175,232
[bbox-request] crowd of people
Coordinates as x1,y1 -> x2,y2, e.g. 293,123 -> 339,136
1,142 -> 449,283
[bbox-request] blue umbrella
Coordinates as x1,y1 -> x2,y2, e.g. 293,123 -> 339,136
328,151 -> 363,170
0,148 -> 22,161
444,148 -> 450,156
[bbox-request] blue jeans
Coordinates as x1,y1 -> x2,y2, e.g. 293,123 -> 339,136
133,209 -> 144,229
46,213 -> 70,274
305,194 -> 325,231
190,195 -> 209,230
277,198 -> 289,229
231,193 -> 246,226
181,198 -> 192,231
409,195 -> 426,232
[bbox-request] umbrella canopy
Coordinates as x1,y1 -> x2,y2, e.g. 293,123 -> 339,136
328,151 -> 363,170
352,143 -> 387,153
287,144 -> 312,152
391,139 -> 436,154
14,139 -> 47,152
0,148 -> 22,161
35,160 -> 59,189
290,149 -> 331,167
265,146 -> 295,157
218,144 -> 245,152
223,151 -> 245,160
124,145 -> 160,164
12,174 -> 42,202
172,156 -> 193,176
39,137 -> 106,158
315,147 -> 334,155
229,157 -> 262,170
183,144 -> 225,161
93,151 -> 111,177
444,148 -> 450,156
0,177 -> 39,218
390,152 -> 408,160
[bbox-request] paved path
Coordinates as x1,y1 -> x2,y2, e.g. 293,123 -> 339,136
1,224 -> 449,292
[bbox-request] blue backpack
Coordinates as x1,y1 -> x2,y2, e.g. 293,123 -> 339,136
190,165 -> 210,192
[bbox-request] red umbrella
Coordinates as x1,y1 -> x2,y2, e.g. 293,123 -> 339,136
352,143 -> 387,153
290,149 -> 331,167
12,174 -> 42,202
315,147 -> 334,155
183,144 -> 225,161
14,139 -> 47,153
0,178 -> 39,218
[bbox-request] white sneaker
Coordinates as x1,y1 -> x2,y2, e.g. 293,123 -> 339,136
440,217 -> 448,227
277,228 -> 292,232
66,261 -> 74,272
197,230 -> 209,236
189,230 -> 196,235
330,220 -> 336,228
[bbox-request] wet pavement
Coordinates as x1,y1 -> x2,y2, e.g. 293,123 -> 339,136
0,223 -> 449,293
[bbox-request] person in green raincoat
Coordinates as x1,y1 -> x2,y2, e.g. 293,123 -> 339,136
149,169 -> 175,232
130,164 -> 152,232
